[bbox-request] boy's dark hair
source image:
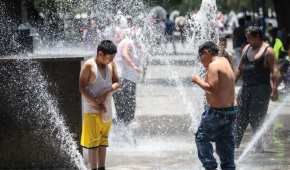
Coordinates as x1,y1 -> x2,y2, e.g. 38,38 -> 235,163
246,26 -> 264,39
97,40 -> 117,55
198,41 -> 219,58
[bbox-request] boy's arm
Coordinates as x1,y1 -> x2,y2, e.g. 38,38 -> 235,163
95,62 -> 121,101
109,62 -> 121,93
79,63 -> 98,104
192,63 -> 218,93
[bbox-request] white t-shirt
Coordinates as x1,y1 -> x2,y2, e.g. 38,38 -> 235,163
115,38 -> 141,82
82,64 -> 112,122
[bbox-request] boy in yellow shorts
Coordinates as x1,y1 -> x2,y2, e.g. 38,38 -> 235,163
79,40 -> 120,170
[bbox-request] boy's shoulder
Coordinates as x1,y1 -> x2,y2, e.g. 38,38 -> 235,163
84,57 -> 95,66
108,61 -> 117,71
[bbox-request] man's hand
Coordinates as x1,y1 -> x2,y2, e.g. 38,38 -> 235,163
134,65 -> 142,74
192,75 -> 201,84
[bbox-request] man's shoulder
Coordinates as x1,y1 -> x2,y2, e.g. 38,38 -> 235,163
208,60 -> 220,71
210,58 -> 229,70
120,38 -> 133,47
213,56 -> 227,64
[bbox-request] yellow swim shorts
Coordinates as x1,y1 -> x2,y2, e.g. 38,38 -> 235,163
80,113 -> 112,149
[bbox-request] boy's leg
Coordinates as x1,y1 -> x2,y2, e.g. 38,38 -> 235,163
86,148 -> 98,170
216,123 -> 236,170
98,147 -> 107,169
81,113 -> 101,170
98,119 -> 112,169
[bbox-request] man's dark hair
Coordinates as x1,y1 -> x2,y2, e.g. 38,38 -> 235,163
97,40 -> 117,55
246,26 -> 264,39
198,41 -> 219,58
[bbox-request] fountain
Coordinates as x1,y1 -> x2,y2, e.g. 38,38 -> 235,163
0,58 -> 86,169
0,0 -> 221,169
238,94 -> 290,163
2,0 -> 289,170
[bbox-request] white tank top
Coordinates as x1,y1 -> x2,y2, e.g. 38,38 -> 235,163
115,38 -> 141,82
82,64 -> 112,122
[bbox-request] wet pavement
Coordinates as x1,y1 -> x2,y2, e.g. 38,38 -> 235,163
106,43 -> 290,170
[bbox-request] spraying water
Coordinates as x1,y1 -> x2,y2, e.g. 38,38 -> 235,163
1,0 -> 222,169
0,58 -> 86,170
186,0 -> 219,130
238,94 -> 290,163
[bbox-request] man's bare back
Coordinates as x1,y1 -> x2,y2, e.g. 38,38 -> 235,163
205,57 -> 235,108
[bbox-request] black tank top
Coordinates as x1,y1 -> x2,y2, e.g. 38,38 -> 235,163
241,46 -> 271,87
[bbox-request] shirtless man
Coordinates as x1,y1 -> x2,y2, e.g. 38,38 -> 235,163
79,40 -> 120,170
234,26 -> 279,151
192,41 -> 238,170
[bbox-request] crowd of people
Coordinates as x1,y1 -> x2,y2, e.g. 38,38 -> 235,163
77,8 -> 290,170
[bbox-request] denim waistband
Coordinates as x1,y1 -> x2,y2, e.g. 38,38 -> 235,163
209,106 -> 239,115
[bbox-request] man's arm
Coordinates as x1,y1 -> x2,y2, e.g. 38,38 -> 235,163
266,47 -> 279,100
122,42 -> 142,73
192,63 -> 219,93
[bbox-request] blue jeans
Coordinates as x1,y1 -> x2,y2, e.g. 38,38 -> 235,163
195,107 -> 238,170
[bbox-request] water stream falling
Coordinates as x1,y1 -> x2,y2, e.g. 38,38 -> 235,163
0,58 -> 86,169
0,0 -> 252,169
186,0 -> 219,130
238,94 -> 290,163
